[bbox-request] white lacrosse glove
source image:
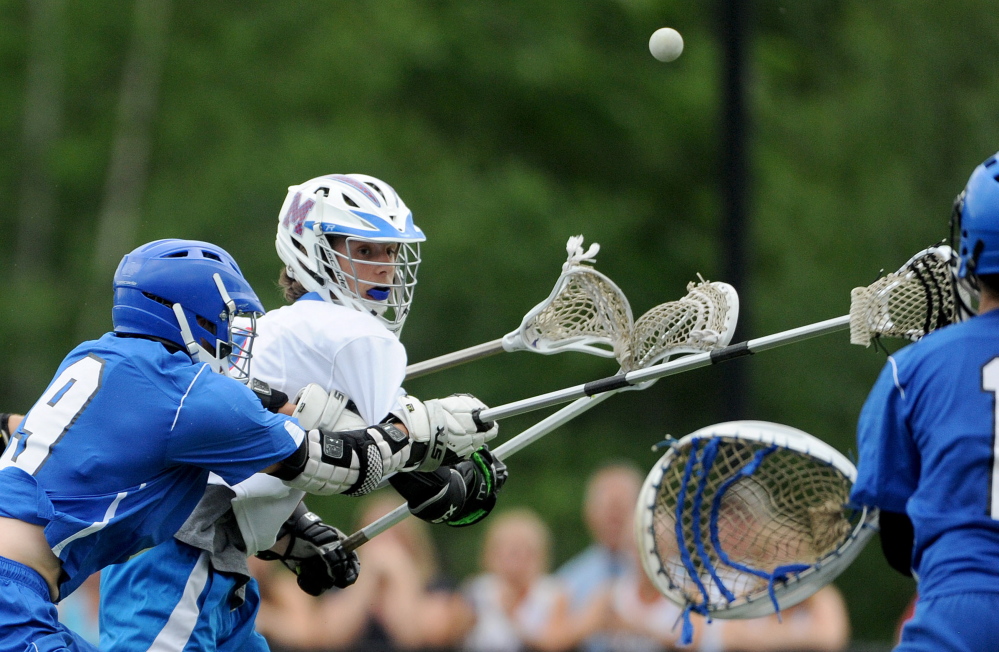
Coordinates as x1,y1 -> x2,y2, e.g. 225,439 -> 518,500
391,393 -> 499,470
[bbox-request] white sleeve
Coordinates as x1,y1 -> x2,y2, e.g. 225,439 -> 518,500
228,473 -> 306,557
330,336 -> 407,425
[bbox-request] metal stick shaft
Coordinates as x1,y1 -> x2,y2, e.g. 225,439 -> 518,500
404,339 -> 506,380
478,315 -> 850,422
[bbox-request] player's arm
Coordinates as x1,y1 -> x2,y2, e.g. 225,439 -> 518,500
267,385 -> 499,497
878,510 -> 914,578
248,379 -> 294,415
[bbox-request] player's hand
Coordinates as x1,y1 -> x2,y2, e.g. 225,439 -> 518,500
446,445 -> 508,528
260,502 -> 360,595
431,394 -> 499,458
295,535 -> 360,596
392,393 -> 499,468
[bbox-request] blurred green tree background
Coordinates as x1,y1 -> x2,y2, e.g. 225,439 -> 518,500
2,0 -> 998,645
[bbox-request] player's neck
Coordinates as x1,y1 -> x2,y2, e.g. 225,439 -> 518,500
979,288 -> 999,315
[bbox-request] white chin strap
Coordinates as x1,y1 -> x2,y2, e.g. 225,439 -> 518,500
173,302 -> 226,373
171,273 -> 235,375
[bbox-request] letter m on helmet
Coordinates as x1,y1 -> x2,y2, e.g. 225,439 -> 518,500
282,192 -> 316,237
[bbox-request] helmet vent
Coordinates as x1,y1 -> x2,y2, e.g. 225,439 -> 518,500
164,251 -> 189,258
986,157 -> 997,168
342,194 -> 359,208
142,292 -> 174,308
196,315 -> 217,336
365,182 -> 388,205
202,251 -> 222,262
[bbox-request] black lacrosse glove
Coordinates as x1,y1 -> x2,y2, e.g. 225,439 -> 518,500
249,379 -> 290,413
389,445 -> 508,528
257,502 -> 359,596
447,446 -> 508,527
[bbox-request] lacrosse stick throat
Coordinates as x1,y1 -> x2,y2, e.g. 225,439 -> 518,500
474,315 -> 849,423
405,235 -> 631,379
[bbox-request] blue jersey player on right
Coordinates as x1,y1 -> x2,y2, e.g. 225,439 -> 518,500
852,152 -> 999,652
0,238 -> 443,651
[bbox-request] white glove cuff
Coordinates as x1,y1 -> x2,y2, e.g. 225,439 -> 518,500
293,384 -> 348,431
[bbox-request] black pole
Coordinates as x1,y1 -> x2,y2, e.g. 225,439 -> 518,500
719,0 -> 751,420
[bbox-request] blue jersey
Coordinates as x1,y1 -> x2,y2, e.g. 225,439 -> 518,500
0,333 -> 304,598
852,310 -> 999,598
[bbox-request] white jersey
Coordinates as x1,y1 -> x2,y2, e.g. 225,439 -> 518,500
251,295 -> 407,423
229,293 -> 409,555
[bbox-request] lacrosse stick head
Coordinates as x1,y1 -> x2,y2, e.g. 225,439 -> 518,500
849,245 -> 976,347
635,421 -> 877,630
620,279 -> 740,374
501,235 -> 634,360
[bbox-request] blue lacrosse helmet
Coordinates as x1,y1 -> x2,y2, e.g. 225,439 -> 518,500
112,239 -> 264,379
955,153 -> 999,278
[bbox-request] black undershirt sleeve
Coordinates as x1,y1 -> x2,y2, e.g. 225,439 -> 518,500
878,509 -> 914,578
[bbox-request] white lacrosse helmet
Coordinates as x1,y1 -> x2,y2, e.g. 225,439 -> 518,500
276,174 -> 425,335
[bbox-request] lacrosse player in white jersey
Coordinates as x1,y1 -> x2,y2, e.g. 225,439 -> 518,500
98,174 -> 507,652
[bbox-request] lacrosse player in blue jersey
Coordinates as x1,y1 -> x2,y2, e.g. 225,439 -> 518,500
852,153 -> 999,652
97,175 -> 507,652
0,237 -> 495,652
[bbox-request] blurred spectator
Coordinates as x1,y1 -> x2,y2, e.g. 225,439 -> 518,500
460,507 -> 582,652
558,463 -> 644,652
58,571 -> 101,645
567,479 -> 694,652
894,593 -> 917,645
248,554 -> 324,651
289,491 -> 470,651
696,586 -> 850,652
577,558 -> 690,652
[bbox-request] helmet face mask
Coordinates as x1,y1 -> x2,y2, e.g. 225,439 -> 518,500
315,233 -> 421,329
113,239 -> 264,382
174,273 -> 260,383
275,174 -> 425,335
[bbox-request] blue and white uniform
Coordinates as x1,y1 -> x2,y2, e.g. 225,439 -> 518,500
0,334 -> 303,650
852,310 -> 999,652
99,295 -> 408,652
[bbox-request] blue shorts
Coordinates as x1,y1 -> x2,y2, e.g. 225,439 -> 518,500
897,592 -> 999,652
100,539 -> 269,652
0,555 -> 99,652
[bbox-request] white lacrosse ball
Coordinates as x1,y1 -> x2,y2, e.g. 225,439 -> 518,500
649,27 -> 684,62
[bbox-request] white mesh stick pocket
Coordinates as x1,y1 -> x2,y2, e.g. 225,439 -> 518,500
849,245 -> 964,346
505,235 -> 634,360
624,278 -> 739,372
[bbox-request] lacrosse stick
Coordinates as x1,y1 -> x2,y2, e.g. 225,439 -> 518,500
405,235 -> 633,379
342,245 -> 959,552
635,421 -> 877,645
341,278 -> 741,551
474,243 -> 966,422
